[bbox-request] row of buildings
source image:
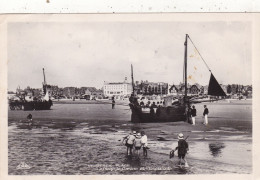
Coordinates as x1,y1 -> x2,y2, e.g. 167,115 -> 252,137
169,83 -> 252,98
9,78 -> 253,100
11,85 -> 103,100
103,78 -> 252,99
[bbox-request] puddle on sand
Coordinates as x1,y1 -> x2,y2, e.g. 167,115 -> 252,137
189,140 -> 251,167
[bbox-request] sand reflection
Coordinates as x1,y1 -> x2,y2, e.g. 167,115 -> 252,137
209,142 -> 225,157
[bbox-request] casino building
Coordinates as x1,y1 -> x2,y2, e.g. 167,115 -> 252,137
103,77 -> 132,98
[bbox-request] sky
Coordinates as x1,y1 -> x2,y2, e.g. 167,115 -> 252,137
8,21 -> 252,91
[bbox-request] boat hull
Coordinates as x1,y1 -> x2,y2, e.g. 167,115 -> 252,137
130,104 -> 187,123
23,101 -> 53,111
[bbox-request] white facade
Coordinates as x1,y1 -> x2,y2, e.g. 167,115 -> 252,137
103,82 -> 132,97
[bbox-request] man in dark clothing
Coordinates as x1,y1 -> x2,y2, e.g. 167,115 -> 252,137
191,105 -> 196,125
129,94 -> 134,103
150,102 -> 157,114
151,102 -> 157,108
186,105 -> 192,124
112,99 -> 115,109
174,133 -> 189,167
203,105 -> 209,125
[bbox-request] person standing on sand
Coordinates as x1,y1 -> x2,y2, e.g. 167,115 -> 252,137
187,105 -> 192,124
123,131 -> 135,156
174,133 -> 189,167
134,133 -> 142,157
112,97 -> 115,109
141,131 -> 148,156
112,100 -> 115,109
191,105 -> 196,125
203,105 -> 209,125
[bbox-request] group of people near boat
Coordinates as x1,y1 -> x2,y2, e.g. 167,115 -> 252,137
139,100 -> 165,108
123,131 -> 148,157
188,105 -> 209,125
137,97 -> 180,108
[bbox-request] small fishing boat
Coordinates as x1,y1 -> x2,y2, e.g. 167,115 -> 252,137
9,68 -> 53,111
129,34 -> 226,123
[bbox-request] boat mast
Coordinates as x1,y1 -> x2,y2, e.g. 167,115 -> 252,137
131,64 -> 135,95
43,68 -> 47,94
43,68 -> 46,85
184,34 -> 188,101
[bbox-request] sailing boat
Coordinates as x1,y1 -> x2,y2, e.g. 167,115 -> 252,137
23,68 -> 53,111
129,34 -> 226,123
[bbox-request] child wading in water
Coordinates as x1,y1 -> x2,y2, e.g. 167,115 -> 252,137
174,133 -> 189,167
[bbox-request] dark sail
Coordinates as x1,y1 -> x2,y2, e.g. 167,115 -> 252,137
208,73 -> 226,96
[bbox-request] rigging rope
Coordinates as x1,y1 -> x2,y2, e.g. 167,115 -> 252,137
183,53 -> 185,83
187,35 -> 212,73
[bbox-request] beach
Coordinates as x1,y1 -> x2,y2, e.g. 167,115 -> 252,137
8,100 -> 252,175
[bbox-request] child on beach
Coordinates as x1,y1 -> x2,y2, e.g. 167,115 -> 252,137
134,133 -> 142,157
141,131 -> 148,156
133,131 -> 136,137
26,113 -> 33,125
174,133 -> 189,167
27,113 -> 33,122
123,131 -> 136,156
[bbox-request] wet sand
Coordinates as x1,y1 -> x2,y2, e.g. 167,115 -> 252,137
8,100 -> 252,174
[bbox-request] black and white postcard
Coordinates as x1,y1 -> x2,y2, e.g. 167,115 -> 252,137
0,14 -> 259,179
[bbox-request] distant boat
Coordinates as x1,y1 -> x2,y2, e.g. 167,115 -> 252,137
23,68 -> 53,110
9,68 -> 53,111
129,34 -> 226,123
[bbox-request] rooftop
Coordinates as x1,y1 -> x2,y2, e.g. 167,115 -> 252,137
104,82 -> 131,85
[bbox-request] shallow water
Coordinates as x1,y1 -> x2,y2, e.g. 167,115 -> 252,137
8,103 -> 252,174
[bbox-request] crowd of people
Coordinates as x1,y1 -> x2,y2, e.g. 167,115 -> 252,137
122,130 -> 190,167
129,94 -> 180,108
137,96 -> 181,108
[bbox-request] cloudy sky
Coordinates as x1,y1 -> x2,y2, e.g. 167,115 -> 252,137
8,21 -> 251,91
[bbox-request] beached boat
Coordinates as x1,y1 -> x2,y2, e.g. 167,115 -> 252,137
9,68 -> 53,111
129,34 -> 226,123
23,68 -> 53,110
23,98 -> 53,111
